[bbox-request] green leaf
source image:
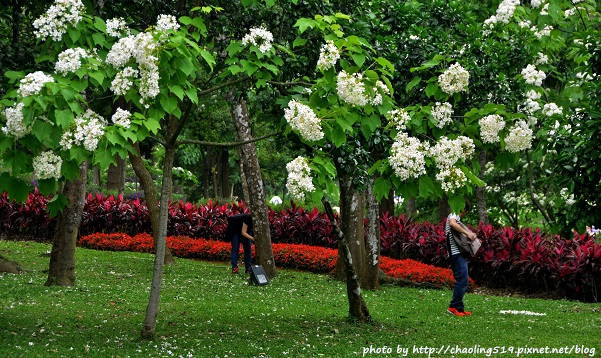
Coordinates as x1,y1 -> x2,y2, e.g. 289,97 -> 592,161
200,50 -> 215,70
448,195 -> 466,214
37,178 -> 57,196
5,177 -> 29,203
61,88 -> 77,102
4,150 -> 28,175
55,109 -> 74,129
375,57 -> 394,72
144,117 -> 161,134
418,176 -> 435,198
32,121 -> 54,142
293,38 -> 308,48
330,124 -> 346,147
425,82 -> 438,98
89,71 -> 105,86
185,87 -> 198,104
160,95 -> 179,114
94,148 -> 118,170
46,194 -> 69,217
170,85 -> 185,100
351,53 -> 366,67
191,17 -> 207,34
69,29 -> 81,43
460,166 -> 485,187
92,32 -> 105,47
179,16 -> 192,25
406,76 -> 421,93
293,18 -> 313,33
374,177 -> 392,201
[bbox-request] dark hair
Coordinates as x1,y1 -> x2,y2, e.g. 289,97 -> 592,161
462,199 -> 471,213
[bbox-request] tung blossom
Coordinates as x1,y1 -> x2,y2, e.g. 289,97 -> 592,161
317,40 -> 340,71
504,120 -> 533,153
285,156 -> 315,200
33,0 -> 85,41
33,151 -> 62,180
18,71 -> 55,97
479,114 -> 506,144
242,26 -> 274,53
2,103 -> 30,139
389,132 -> 428,181
284,100 -> 323,142
438,63 -> 469,94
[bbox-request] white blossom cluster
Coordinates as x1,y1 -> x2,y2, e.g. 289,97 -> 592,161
483,0 -> 519,31
438,63 -> 469,94
479,114 -> 506,144
504,120 -> 533,153
531,0 -> 544,7
386,109 -> 411,131
371,80 -> 390,106
336,71 -> 368,106
241,26 -> 274,53
111,108 -> 132,128
106,31 -> 160,103
389,132 -> 428,181
283,100 -> 323,141
18,71 -> 55,97
532,25 -> 553,39
110,67 -> 138,96
429,136 -> 475,169
521,64 -> 546,86
33,151 -> 62,180
55,48 -> 89,75
285,156 -> 315,200
535,52 -> 549,65
431,102 -> 453,128
540,3 -> 550,15
60,109 -> 106,151
519,20 -> 532,28
542,103 -> 563,117
2,103 -> 30,138
521,89 -> 542,114
156,15 -> 180,32
32,0 -> 85,41
317,40 -> 340,71
106,17 -> 129,37
436,166 -> 467,192
560,188 -> 576,206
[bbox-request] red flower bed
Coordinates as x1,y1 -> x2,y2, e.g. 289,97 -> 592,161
78,232 -> 458,288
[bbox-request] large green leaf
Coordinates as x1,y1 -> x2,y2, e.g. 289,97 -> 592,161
418,176 -> 435,198
5,177 -> 29,203
46,193 -> 69,218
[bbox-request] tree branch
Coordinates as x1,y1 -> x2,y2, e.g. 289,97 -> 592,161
176,130 -> 284,148
526,150 -> 554,224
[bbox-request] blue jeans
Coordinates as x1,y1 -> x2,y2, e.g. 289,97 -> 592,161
231,233 -> 252,269
450,254 -> 469,311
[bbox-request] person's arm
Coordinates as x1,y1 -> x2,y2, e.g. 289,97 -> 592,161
449,218 -> 477,241
241,222 -> 254,241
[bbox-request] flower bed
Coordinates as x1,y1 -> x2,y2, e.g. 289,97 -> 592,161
78,232 -> 458,289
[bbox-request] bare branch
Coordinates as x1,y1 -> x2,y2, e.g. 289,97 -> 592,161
176,130 -> 284,148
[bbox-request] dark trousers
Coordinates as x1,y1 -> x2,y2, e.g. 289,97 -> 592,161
231,233 -> 252,269
450,253 -> 469,311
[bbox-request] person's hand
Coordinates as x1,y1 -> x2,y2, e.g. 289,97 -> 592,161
470,233 -> 477,241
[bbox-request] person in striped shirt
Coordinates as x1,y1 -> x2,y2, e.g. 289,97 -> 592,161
445,200 -> 477,316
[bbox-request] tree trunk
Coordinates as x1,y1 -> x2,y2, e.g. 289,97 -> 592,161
438,194 -> 451,223
405,197 -> 417,219
107,155 -> 126,194
364,177 -> 380,290
141,117 -> 178,339
323,199 -> 371,323
45,161 -> 87,287
337,175 -> 366,286
230,99 -> 276,277
476,149 -> 489,225
91,165 -> 101,190
378,188 -> 394,218
219,148 -> 230,198
129,143 -> 175,265
237,145 -> 251,203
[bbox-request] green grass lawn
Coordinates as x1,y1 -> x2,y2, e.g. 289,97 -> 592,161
1,240 -> 600,358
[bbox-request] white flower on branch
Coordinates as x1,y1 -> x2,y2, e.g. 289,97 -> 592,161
284,100 -> 323,142
438,63 -> 469,95
18,71 -> 55,97
33,151 -> 62,180
285,156 -> 315,201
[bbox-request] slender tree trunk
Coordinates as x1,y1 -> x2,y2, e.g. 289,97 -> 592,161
45,161 -> 87,287
129,142 -> 175,265
405,197 -> 417,219
438,194 -> 451,222
141,117 -> 178,339
107,155 -> 126,194
378,188 -> 394,218
364,177 -> 380,290
219,149 -> 230,198
323,199 -> 371,322
337,175 -> 366,286
237,146 -> 251,203
230,99 -> 276,277
526,150 -> 554,224
476,149 -> 489,225
91,166 -> 101,190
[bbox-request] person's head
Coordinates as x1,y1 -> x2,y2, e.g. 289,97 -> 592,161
459,199 -> 471,218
